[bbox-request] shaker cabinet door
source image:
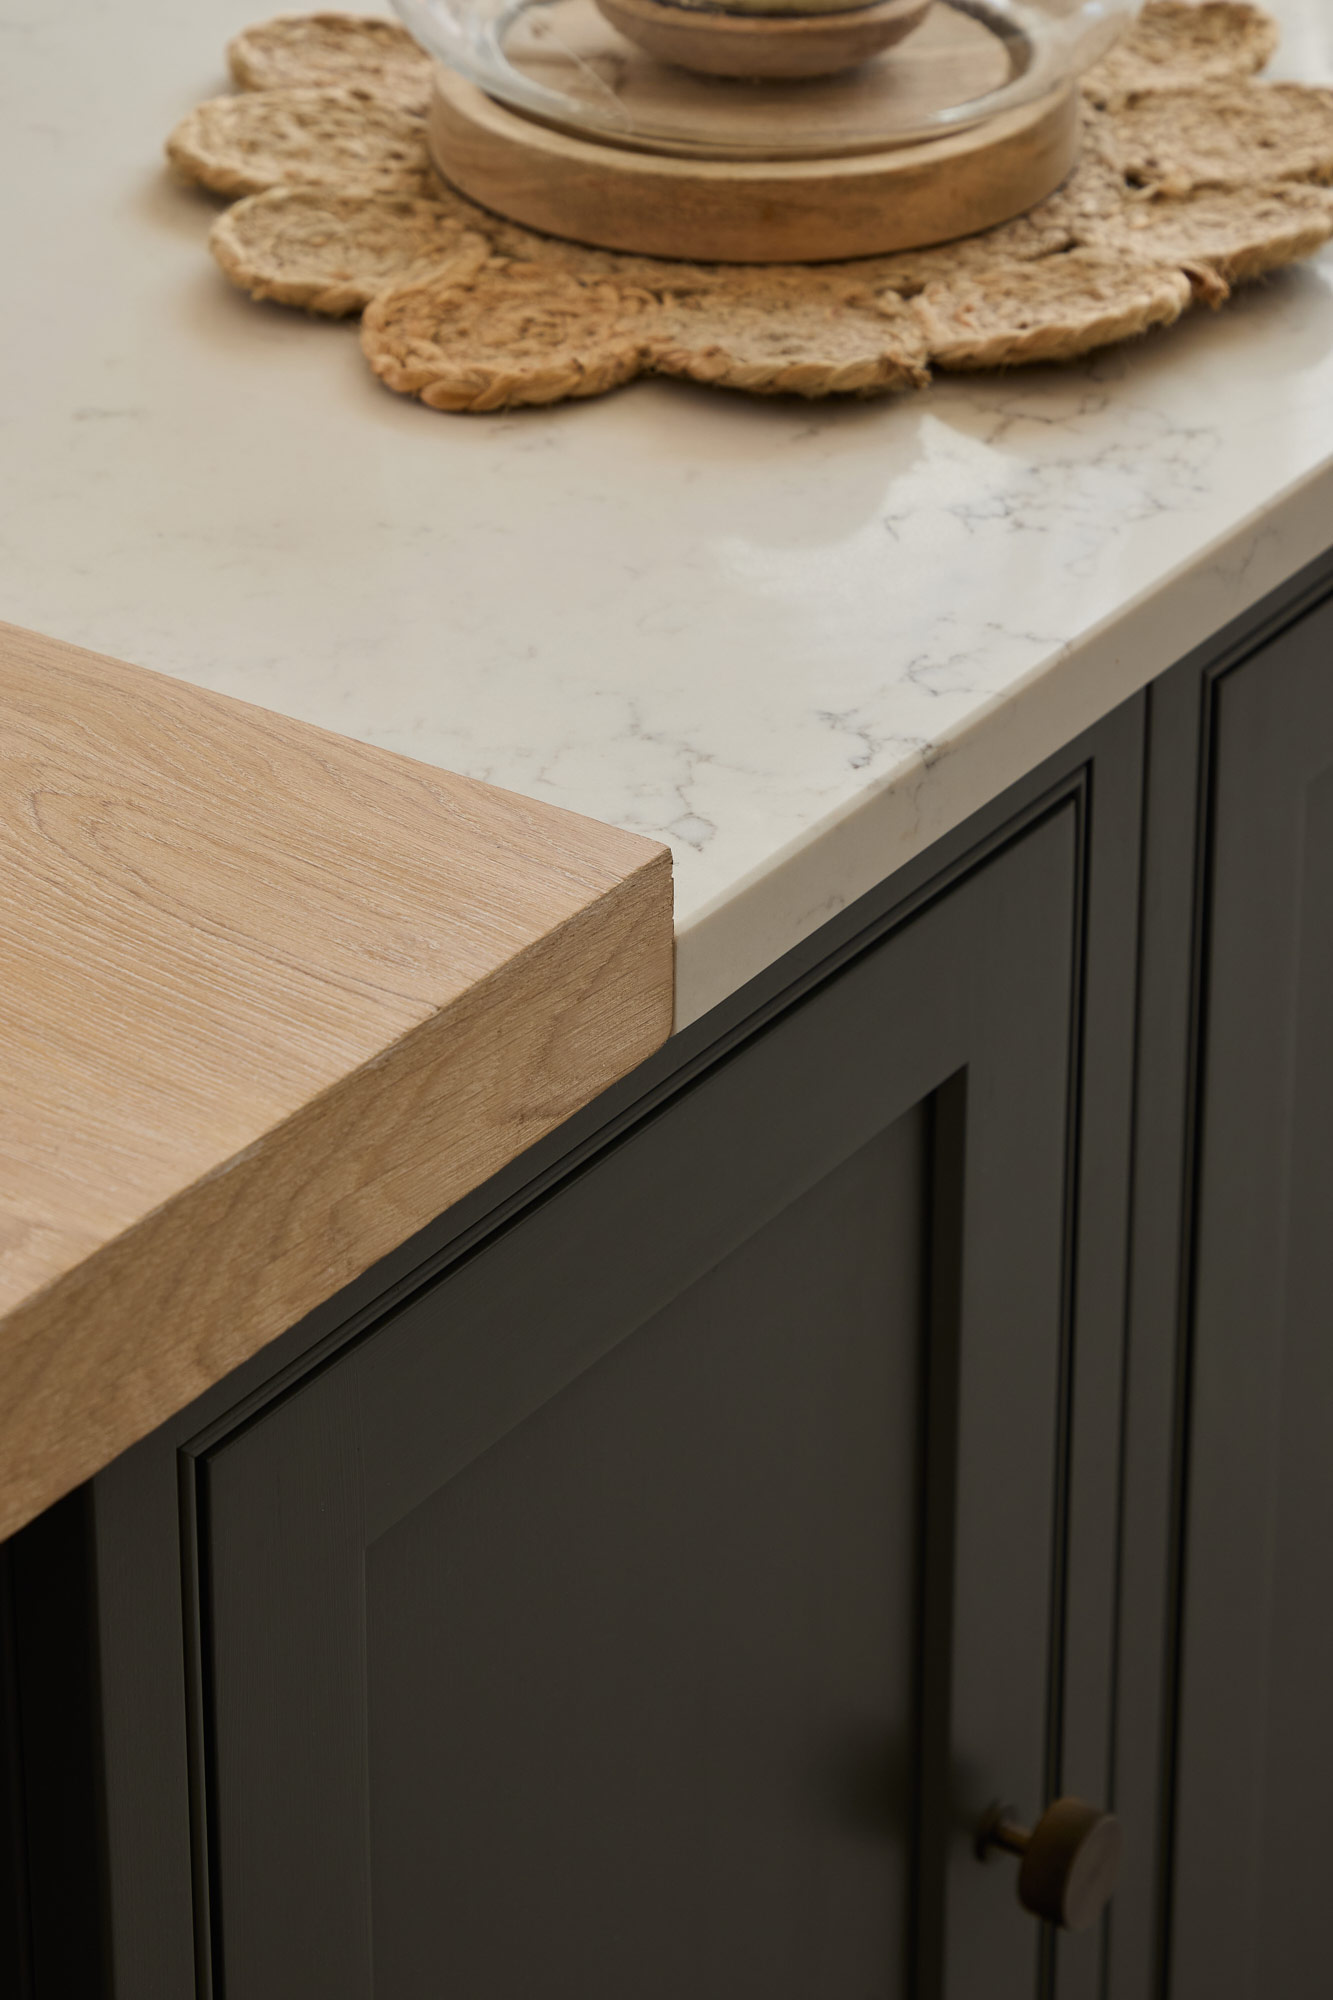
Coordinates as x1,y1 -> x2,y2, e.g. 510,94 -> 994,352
1169,594 -> 1333,1999
192,803 -> 1111,2000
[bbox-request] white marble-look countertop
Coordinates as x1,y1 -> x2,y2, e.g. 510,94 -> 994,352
2,0 -> 1331,1027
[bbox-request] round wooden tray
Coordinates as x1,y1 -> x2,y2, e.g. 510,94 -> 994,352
426,71 -> 1080,264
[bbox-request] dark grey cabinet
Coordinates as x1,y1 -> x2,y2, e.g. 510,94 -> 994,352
1166,596 -> 1333,1998
42,697 -> 1146,2000
4,556 -> 1332,2000
197,802 -> 1112,2000
1110,568 -> 1333,2000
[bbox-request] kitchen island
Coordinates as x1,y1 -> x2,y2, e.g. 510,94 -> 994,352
1,3 -> 1331,1997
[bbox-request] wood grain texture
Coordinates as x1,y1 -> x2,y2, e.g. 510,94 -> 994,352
0,622 -> 672,1539
427,74 -> 1080,264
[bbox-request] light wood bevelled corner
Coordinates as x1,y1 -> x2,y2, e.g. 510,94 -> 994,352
0,622 -> 673,1539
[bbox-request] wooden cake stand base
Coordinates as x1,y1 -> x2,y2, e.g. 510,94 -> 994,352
426,71 -> 1080,264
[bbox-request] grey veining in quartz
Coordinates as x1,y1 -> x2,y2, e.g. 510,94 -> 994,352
1,0 -> 1331,1025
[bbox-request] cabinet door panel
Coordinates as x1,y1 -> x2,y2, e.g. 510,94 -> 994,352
369,1117 -> 924,1999
1171,595 -> 1333,1997
197,808 -> 1085,2000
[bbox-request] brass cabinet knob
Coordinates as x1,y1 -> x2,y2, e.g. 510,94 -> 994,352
977,1796 -> 1123,1932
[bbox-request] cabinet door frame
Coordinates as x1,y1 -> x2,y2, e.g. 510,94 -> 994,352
1113,549 -> 1333,2000
81,699 -> 1144,2000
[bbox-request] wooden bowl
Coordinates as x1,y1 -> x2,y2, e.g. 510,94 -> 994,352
594,0 -> 933,81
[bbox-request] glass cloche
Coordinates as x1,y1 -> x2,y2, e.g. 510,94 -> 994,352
392,0 -> 1141,162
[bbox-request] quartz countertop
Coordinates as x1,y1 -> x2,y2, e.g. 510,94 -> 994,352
2,0 -> 1331,1028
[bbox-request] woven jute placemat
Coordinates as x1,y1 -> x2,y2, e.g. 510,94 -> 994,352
166,3 -> 1333,412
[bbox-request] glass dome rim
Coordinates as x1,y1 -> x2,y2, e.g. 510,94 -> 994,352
393,0 -> 1141,162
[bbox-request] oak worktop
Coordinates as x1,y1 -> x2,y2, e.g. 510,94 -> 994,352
0,623 -> 671,1539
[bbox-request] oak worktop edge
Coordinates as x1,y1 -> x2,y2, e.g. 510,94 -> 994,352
0,624 -> 672,1537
